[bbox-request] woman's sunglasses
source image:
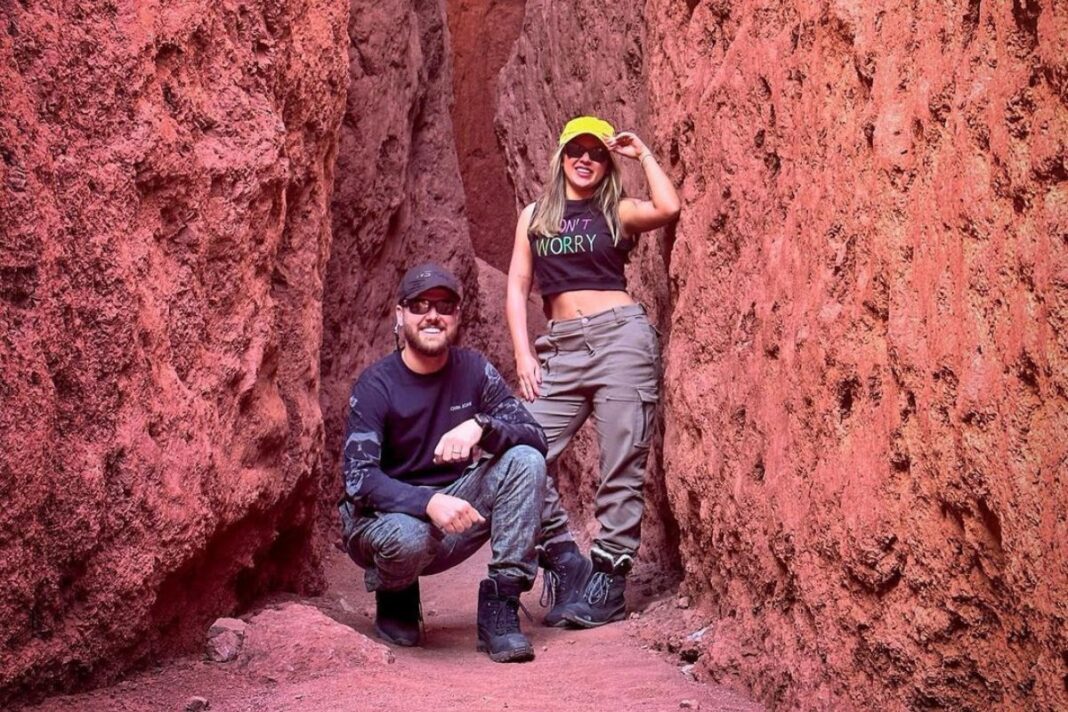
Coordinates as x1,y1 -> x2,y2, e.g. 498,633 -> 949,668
404,298 -> 460,316
563,141 -> 610,164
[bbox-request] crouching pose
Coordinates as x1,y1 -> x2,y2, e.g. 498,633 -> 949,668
339,263 -> 548,663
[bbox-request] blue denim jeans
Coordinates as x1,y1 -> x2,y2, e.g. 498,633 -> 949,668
345,445 -> 546,592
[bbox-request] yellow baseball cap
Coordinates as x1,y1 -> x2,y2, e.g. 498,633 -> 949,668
558,116 -> 615,146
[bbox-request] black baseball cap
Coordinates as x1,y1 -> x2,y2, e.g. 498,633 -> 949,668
396,262 -> 462,303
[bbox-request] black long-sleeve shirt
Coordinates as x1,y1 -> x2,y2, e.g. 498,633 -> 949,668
340,347 -> 547,521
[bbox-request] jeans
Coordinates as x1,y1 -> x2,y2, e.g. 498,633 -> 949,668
345,445 -> 546,591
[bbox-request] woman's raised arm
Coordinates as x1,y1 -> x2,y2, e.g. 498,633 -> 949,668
609,131 -> 681,234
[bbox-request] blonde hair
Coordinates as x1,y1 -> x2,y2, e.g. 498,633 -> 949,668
528,144 -> 625,245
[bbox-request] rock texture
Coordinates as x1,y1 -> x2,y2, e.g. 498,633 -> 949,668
445,0 -> 526,271
494,0 -> 682,579
5,0 -> 1065,710
241,603 -> 394,681
643,0 -> 1068,709
205,618 -> 248,663
0,0 -> 348,703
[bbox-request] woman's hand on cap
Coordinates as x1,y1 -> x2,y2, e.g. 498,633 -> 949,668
606,131 -> 648,159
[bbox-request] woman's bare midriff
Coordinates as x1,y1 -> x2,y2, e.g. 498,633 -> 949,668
546,289 -> 635,321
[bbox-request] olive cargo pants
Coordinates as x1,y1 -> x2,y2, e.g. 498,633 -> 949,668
530,304 -> 660,558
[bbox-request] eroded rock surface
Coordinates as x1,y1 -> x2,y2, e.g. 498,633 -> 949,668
3,1 -> 1065,710
445,0 -> 527,271
645,1 -> 1068,709
0,0 -> 349,702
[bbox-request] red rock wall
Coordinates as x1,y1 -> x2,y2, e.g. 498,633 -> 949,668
495,0 -> 682,581
644,0 -> 1068,709
0,0 -> 348,703
445,0 -> 526,271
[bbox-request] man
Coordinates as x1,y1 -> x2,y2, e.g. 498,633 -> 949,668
339,262 -> 548,663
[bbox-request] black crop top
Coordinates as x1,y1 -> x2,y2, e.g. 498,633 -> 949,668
528,198 -> 634,296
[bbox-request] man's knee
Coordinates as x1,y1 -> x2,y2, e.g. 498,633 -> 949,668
501,445 -> 547,476
370,516 -> 438,567
498,445 -> 547,490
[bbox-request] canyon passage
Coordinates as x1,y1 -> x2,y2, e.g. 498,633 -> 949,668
1,1 -> 1066,711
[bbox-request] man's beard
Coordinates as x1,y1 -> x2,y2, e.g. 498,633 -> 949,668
403,319 -> 458,357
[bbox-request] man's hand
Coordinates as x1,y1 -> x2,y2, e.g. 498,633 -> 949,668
433,419 -> 484,464
426,493 -> 485,534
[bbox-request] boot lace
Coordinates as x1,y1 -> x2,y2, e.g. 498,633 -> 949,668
583,571 -> 613,606
540,568 -> 560,608
493,596 -> 525,634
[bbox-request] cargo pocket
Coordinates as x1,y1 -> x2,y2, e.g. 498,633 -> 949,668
601,387 -> 660,451
634,387 -> 659,449
533,334 -> 556,396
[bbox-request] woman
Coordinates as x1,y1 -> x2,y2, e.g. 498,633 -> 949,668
506,115 -> 680,627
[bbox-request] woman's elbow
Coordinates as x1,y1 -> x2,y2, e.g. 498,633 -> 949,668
659,200 -> 681,223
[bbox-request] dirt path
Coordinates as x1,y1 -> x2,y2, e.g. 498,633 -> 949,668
30,550 -> 762,712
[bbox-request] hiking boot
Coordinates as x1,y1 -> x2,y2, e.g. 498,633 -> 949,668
559,548 -> 632,628
476,577 -> 535,663
538,540 -> 593,627
374,580 -> 423,647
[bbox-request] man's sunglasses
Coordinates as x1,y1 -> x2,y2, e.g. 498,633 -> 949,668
563,141 -> 610,164
403,298 -> 460,316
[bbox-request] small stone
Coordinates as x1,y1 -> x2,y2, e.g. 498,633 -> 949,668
542,645 -> 549,652
185,697 -> 209,712
676,596 -> 691,609
680,700 -> 699,709
338,597 -> 355,613
680,664 -> 696,681
567,639 -> 576,645
362,606 -> 374,618
629,611 -> 641,620
206,618 -> 247,663
428,608 -> 438,617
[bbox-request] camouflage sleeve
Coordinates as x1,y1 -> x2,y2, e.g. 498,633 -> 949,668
477,360 -> 548,456
342,377 -> 435,518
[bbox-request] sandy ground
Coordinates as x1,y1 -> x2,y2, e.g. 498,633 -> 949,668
28,549 -> 762,712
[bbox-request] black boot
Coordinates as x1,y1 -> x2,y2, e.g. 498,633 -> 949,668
560,548 -> 631,628
538,540 -> 593,627
476,577 -> 535,663
374,580 -> 423,647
